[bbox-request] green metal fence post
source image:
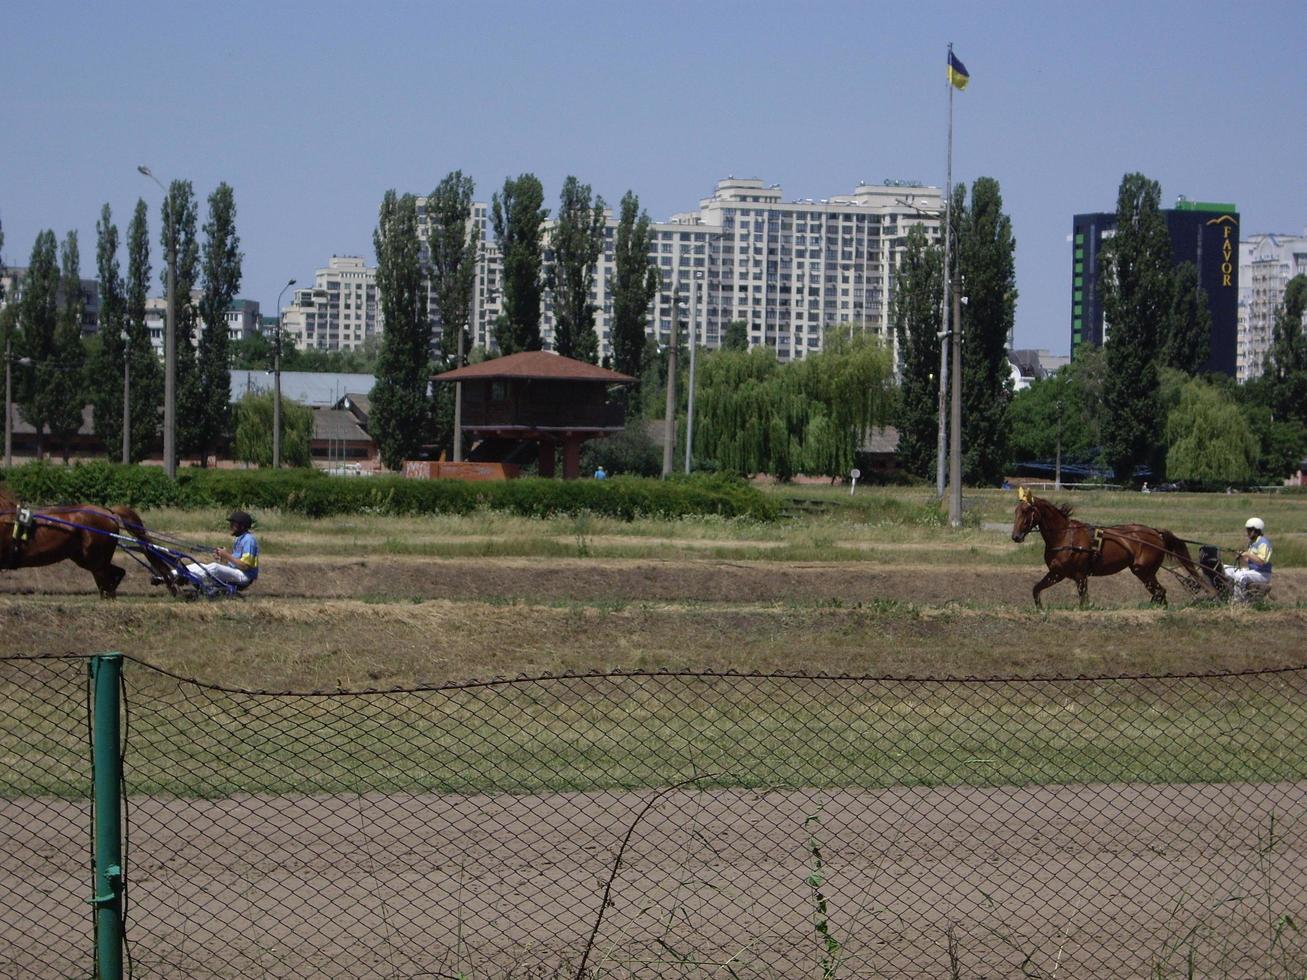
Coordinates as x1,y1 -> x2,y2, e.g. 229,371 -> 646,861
90,653 -> 124,980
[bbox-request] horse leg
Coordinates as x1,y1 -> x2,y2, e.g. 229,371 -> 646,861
1075,576 -> 1089,609
1032,570 -> 1063,610
90,562 -> 126,599
1132,567 -> 1167,607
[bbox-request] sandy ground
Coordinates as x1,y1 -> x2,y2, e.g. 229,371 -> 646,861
2,554 -> 1301,607
5,781 -> 1303,978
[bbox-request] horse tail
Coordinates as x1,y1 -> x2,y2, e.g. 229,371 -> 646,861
1161,530 -> 1206,588
112,505 -> 178,595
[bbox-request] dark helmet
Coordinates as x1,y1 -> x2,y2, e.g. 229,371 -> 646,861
227,511 -> 254,530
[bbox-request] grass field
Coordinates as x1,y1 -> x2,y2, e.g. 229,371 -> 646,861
3,484 -> 1305,796
4,485 -> 1306,977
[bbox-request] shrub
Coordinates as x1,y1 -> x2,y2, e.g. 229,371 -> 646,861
0,463 -> 779,522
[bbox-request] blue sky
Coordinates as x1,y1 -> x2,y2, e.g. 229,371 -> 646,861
3,0 -> 1303,355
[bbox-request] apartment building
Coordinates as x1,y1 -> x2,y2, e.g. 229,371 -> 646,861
415,200 -> 503,355
279,256 -> 380,351
539,177 -> 943,365
144,294 -> 261,355
1238,232 -> 1307,382
1,267 -> 100,335
283,178 -> 942,363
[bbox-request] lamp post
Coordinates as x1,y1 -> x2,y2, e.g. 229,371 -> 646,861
454,278 -> 490,464
1054,397 -> 1063,491
661,292 -> 682,479
137,165 -> 176,478
272,278 -> 297,468
683,270 -> 703,474
4,339 -> 31,469
121,330 -> 131,465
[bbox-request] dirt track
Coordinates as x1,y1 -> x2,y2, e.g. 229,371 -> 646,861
2,554 -> 1301,607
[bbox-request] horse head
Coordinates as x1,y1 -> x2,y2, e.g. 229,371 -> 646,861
1011,486 -> 1039,542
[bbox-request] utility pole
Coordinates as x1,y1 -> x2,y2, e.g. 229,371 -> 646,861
272,279 -> 296,468
684,271 -> 702,474
1054,397 -> 1063,491
121,331 -> 130,465
948,278 -> 963,527
4,334 -> 12,469
454,271 -> 477,464
661,293 -> 680,478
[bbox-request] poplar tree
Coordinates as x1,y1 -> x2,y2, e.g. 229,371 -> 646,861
426,171 -> 479,459
124,200 -> 162,460
1267,273 -> 1307,428
958,177 -> 1017,485
610,191 -> 660,401
1161,261 -> 1211,374
890,223 -> 944,479
1100,172 -> 1172,481
49,231 -> 87,461
91,204 -> 127,455
490,174 -> 547,354
194,182 -> 242,464
16,230 -> 59,458
161,180 -> 202,461
548,176 -> 606,362
427,170 -> 479,364
370,190 -> 429,469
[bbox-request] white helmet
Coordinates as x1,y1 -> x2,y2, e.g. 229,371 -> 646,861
1245,517 -> 1265,532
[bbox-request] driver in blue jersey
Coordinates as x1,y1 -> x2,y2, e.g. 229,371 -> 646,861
185,511 -> 260,590
1222,517 -> 1271,600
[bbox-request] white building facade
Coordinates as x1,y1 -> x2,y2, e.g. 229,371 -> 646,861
283,178 -> 943,364
538,177 -> 943,366
144,294 -> 261,355
279,256 -> 380,351
1238,232 -> 1307,382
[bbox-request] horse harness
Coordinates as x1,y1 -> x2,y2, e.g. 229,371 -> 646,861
3,505 -> 37,569
1044,523 -> 1107,559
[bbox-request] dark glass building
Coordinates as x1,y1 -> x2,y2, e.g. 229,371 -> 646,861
1071,201 -> 1240,375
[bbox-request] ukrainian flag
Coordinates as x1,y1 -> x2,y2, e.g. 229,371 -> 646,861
948,51 -> 970,90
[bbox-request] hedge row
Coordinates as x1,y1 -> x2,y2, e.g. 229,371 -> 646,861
0,462 -> 780,522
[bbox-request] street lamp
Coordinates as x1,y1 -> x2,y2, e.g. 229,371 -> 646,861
661,291 -> 682,479
4,337 -> 32,469
121,330 -> 131,465
137,165 -> 176,478
272,278 -> 297,468
683,270 -> 703,474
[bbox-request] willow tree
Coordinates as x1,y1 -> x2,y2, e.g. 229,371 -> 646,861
1165,378 -> 1258,484
693,332 -> 893,479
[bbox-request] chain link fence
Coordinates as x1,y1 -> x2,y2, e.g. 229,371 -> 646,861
4,654 -> 1307,978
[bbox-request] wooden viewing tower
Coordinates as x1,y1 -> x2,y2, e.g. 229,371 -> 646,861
432,351 -> 634,479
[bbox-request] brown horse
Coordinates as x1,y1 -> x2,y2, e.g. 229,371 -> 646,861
0,487 -> 174,598
1010,488 -> 1204,609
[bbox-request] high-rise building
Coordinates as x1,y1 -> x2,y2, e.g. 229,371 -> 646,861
537,177 -> 943,366
1238,231 -> 1307,382
1071,200 -> 1240,375
279,256 -> 380,351
290,178 -> 944,364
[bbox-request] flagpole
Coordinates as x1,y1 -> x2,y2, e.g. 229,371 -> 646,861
946,42 -> 963,528
935,42 -> 956,501
935,45 -> 952,500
